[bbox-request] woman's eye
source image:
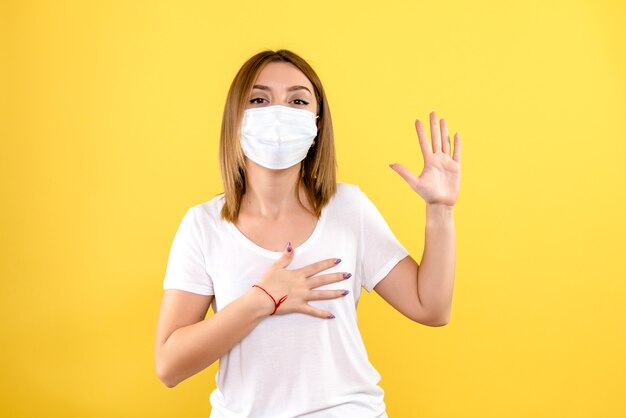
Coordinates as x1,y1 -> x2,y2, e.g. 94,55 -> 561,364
293,99 -> 309,105
249,98 -> 266,104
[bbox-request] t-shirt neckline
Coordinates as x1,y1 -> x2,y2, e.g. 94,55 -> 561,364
221,196 -> 328,259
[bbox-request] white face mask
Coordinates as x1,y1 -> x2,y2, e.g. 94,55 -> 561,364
240,105 -> 319,170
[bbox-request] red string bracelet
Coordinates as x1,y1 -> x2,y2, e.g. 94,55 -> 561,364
252,284 -> 288,315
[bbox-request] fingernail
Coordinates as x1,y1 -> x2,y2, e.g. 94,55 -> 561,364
389,163 -> 395,168
286,241 -> 292,252
341,290 -> 350,296
343,273 -> 352,279
327,314 -> 335,319
334,258 -> 342,264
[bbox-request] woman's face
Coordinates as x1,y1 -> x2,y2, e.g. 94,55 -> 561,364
246,62 -> 318,116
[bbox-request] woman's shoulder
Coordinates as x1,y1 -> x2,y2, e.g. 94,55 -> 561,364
186,193 -> 226,227
335,181 -> 362,196
328,182 -> 366,212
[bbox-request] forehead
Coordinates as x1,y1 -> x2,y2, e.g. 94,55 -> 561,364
253,62 -> 314,91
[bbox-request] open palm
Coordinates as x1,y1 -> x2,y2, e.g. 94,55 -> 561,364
390,111 -> 461,207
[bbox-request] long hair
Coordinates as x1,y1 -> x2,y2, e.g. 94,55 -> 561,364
218,49 -> 337,223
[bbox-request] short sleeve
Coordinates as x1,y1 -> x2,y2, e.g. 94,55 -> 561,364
358,188 -> 410,292
163,207 -> 215,295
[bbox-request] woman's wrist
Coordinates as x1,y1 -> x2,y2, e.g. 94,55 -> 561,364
246,286 -> 276,319
426,203 -> 455,227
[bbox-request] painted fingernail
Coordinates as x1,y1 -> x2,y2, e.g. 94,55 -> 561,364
343,273 -> 352,279
341,290 -> 350,296
327,314 -> 335,319
286,241 -> 292,252
334,258 -> 342,264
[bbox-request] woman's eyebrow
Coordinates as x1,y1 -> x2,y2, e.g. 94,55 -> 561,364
252,84 -> 312,94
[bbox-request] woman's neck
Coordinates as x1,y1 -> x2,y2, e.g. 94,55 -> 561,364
241,161 -> 309,220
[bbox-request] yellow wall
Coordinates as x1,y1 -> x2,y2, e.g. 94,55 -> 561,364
2,0 -> 625,417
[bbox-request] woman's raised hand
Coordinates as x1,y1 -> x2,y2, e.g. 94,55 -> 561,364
253,242 -> 351,319
389,111 -> 462,207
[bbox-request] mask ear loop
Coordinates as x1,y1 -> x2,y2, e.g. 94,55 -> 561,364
307,113 -> 319,179
312,114 -> 319,147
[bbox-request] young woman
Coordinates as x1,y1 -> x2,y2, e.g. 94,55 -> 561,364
155,49 -> 461,417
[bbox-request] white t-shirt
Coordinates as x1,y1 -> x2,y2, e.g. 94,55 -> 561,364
163,182 -> 410,418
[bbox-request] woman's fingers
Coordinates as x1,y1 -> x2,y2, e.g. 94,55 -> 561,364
297,257 -> 342,278
430,111 -> 442,153
272,241 -> 295,269
301,304 -> 336,319
440,117 -> 450,155
452,132 -> 461,163
309,289 -> 350,300
308,272 -> 351,289
415,119 -> 433,163
389,163 -> 419,190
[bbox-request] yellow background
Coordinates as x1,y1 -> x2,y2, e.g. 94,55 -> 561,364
2,0 -> 625,417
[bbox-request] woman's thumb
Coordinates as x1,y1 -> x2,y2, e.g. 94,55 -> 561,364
273,241 -> 294,269
389,163 -> 420,190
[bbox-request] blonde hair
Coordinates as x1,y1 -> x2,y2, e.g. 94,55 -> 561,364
218,49 -> 337,223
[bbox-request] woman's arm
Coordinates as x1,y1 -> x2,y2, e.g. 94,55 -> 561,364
155,288 -> 273,388
371,203 -> 455,326
418,203 -> 455,322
